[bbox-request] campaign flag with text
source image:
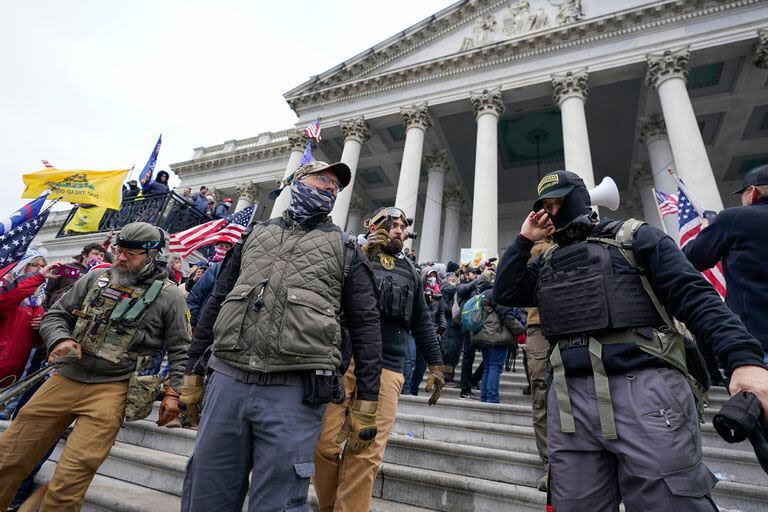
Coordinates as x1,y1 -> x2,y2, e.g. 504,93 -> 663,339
22,169 -> 129,209
139,134 -> 162,191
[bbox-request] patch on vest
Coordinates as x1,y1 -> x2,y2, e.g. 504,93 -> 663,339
97,274 -> 110,288
379,253 -> 395,270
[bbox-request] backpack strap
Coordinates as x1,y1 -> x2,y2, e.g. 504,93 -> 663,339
341,232 -> 357,283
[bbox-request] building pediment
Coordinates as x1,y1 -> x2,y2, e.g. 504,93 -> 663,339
284,0 -> 756,114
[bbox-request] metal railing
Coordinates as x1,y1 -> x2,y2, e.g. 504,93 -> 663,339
55,192 -> 216,238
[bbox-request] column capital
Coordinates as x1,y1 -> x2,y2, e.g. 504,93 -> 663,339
236,181 -> 263,202
753,29 -> 768,69
470,88 -> 505,119
551,68 -> 588,105
400,103 -> 432,132
645,47 -> 690,89
638,114 -> 668,146
340,116 -> 370,144
287,130 -> 308,152
424,150 -> 450,174
444,189 -> 463,207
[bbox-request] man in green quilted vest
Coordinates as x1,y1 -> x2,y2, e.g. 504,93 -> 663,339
0,222 -> 191,511
181,160 -> 383,512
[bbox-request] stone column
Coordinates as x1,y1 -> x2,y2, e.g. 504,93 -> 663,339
470,88 -> 504,258
639,115 -> 680,237
646,47 -> 723,212
552,68 -> 595,189
441,190 -> 462,263
753,28 -> 768,69
419,151 -> 449,263
270,131 -> 307,217
330,116 -> 370,229
345,197 -> 366,235
628,166 -> 662,230
395,103 -> 432,248
235,182 -> 256,212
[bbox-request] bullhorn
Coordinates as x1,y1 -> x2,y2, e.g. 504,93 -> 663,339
589,177 -> 620,211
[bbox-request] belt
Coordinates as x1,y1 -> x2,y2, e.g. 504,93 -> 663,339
208,355 -> 307,386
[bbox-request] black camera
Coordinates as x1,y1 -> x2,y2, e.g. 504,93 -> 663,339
406,231 -> 418,240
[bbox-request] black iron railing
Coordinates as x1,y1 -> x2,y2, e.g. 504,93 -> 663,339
55,192 -> 215,238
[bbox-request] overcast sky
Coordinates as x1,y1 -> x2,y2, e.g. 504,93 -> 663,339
0,0 -> 450,213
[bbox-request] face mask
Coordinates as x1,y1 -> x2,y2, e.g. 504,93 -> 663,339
289,178 -> 336,221
426,277 -> 437,286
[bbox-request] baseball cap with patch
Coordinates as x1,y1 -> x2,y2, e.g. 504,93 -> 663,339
293,160 -> 351,189
533,170 -> 586,211
732,163 -> 768,194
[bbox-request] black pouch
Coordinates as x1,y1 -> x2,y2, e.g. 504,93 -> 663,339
303,371 -> 340,406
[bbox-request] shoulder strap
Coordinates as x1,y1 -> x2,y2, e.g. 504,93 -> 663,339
341,232 -> 357,282
542,243 -> 559,265
120,279 -> 167,324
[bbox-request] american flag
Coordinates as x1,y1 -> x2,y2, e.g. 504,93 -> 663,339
0,210 -> 50,268
41,160 -> 55,168
304,119 -> 321,141
210,244 -> 228,263
168,206 -> 254,258
677,186 -> 727,299
654,190 -> 679,217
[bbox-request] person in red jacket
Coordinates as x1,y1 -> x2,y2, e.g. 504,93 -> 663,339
0,251 -> 59,388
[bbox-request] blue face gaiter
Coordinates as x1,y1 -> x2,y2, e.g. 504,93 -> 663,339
288,178 -> 336,223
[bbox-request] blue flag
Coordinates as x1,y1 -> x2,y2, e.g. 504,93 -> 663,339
0,193 -> 48,237
0,209 -> 50,268
299,140 -> 313,165
139,134 -> 162,191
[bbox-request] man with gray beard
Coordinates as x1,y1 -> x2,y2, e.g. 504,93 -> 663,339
0,222 -> 190,511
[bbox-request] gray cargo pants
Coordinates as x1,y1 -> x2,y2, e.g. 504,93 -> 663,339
547,367 -> 718,512
181,370 -> 326,512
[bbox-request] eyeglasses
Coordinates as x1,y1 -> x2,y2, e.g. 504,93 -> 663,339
113,247 -> 148,257
304,173 -> 343,192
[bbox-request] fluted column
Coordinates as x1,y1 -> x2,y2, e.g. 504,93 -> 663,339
345,197 -> 366,235
419,151 -> 449,263
552,69 -> 595,189
639,115 -> 679,237
235,182 -> 257,212
330,116 -> 370,229
646,47 -> 723,212
469,88 -> 504,258
753,29 -> 768,69
270,131 -> 308,217
395,103 -> 432,248
441,190 -> 462,263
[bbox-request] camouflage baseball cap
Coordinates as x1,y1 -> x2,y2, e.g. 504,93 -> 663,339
116,222 -> 166,251
293,160 -> 351,188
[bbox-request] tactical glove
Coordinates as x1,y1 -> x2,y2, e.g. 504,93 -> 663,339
362,229 -> 390,258
425,365 -> 445,406
180,374 -> 205,428
336,399 -> 378,454
157,386 -> 181,427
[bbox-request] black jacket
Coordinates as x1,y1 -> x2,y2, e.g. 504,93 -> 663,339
494,219 -> 766,376
425,291 -> 447,334
187,214 -> 383,401
683,197 -> 768,353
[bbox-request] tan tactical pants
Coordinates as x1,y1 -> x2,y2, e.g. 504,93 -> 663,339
526,326 -> 549,466
314,363 -> 403,512
0,373 -> 127,512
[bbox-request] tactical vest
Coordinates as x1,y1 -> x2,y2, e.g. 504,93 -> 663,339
370,253 -> 418,327
536,230 -> 663,338
72,271 -> 167,364
538,219 -> 706,441
212,219 -> 345,373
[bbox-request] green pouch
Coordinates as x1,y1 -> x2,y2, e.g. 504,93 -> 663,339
124,356 -> 161,422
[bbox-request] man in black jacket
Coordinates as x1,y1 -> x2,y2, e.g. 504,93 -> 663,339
179,161 -> 382,512
494,170 -> 768,511
683,164 -> 768,360
314,206 -> 444,512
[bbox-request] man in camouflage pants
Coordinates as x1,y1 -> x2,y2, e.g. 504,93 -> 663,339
0,223 -> 190,511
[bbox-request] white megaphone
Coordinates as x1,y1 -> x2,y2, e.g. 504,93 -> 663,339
588,177 -> 620,211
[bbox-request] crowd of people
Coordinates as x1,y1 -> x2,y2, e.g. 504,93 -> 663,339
0,160 -> 767,512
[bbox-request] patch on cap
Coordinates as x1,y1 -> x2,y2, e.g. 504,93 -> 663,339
537,174 -> 560,196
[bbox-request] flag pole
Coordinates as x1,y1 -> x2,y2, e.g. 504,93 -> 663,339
650,187 -> 669,236
667,168 -> 707,216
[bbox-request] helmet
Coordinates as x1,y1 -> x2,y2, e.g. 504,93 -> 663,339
116,222 -> 166,251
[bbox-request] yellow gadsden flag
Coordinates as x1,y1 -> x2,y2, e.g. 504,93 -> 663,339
63,204 -> 110,233
22,168 -> 129,209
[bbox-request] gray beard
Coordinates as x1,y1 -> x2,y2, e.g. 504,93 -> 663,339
110,267 -> 138,287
